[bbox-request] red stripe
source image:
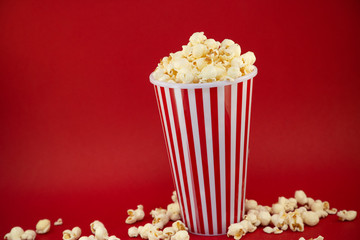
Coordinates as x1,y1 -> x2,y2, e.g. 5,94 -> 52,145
224,85 -> 232,229
210,87 -> 222,233
234,82 -> 243,223
181,89 -> 204,233
195,88 -> 213,235
159,87 -> 187,223
169,88 -> 194,231
241,80 -> 252,218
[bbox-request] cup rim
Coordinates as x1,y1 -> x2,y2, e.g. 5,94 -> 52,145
149,66 -> 257,89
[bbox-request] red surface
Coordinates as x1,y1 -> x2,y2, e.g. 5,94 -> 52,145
0,0 -> 359,239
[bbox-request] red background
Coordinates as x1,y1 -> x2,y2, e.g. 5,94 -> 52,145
1,0 -> 359,239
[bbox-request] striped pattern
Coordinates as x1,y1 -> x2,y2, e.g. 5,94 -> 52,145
153,78 -> 254,235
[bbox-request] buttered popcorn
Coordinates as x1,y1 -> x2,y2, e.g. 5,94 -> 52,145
153,32 -> 256,83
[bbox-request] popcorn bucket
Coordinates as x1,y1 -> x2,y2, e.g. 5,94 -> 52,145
149,67 -> 257,235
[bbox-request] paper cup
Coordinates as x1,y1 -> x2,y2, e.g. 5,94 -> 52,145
150,67 -> 257,235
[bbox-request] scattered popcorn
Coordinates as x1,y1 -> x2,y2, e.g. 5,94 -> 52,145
172,220 -> 188,232
90,220 -> 108,240
128,227 -> 138,238
287,211 -> 304,232
153,32 -> 256,83
295,190 -> 308,205
245,199 -> 258,212
299,236 -> 324,240
244,213 -> 260,227
107,236 -> 120,240
162,227 -> 176,239
62,227 -> 81,240
171,230 -> 189,240
148,229 -> 163,240
227,220 -> 255,240
126,205 -> 145,224
35,219 -> 51,234
4,227 -> 24,240
302,211 -> 320,226
337,210 -> 357,221
20,230 -> 36,240
258,211 -> 271,226
138,223 -> 154,239
272,203 -> 285,214
278,197 -> 297,212
299,237 -> 306,240
271,213 -> 288,231
152,211 -> 169,230
263,226 -> 274,234
78,236 -> 95,240
54,218 -> 63,226
167,202 -> 181,221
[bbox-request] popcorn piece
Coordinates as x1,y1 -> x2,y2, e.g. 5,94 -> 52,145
204,39 -> 220,50
152,212 -> 170,230
287,211 -> 304,232
162,227 -> 175,239
90,220 -> 108,240
258,211 -> 271,226
313,236 -> 325,240
245,199 -> 258,212
322,201 -> 337,214
263,226 -> 274,234
337,210 -> 357,221
189,32 -> 207,45
148,229 -> 163,240
227,221 -> 252,240
167,202 -> 181,221
199,65 -> 217,81
4,227 -> 24,240
107,236 -> 120,240
126,205 -> 145,224
128,227 -> 138,238
171,230 -> 189,240
295,190 -> 308,205
302,211 -> 320,226
63,227 -> 81,240
78,236 -> 95,240
299,238 -> 306,240
54,218 -> 63,226
273,227 -> 283,234
272,203 -> 285,214
172,220 -> 188,232
36,219 -> 51,234
138,223 -> 154,239
271,213 -> 288,231
20,230 -> 36,240
171,191 -> 178,203
326,208 -> 337,214
278,197 -> 297,212
244,213 -> 260,227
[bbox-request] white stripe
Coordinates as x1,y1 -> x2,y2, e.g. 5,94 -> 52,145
188,89 -> 209,234
237,81 -> 247,222
242,79 -> 253,217
157,86 -> 185,220
230,84 -> 238,224
174,88 -> 198,232
217,86 -> 226,233
202,88 -> 217,234
164,87 -> 191,228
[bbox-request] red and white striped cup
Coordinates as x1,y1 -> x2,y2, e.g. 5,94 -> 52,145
150,67 -> 257,235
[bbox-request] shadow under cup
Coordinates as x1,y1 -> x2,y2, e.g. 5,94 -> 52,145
150,67 -> 257,235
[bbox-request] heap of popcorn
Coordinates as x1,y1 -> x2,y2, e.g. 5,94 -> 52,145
152,32 -> 256,84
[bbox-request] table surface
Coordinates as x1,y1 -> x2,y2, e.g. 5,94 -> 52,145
1,0 -> 359,239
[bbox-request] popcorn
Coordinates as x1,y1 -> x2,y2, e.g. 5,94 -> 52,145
337,210 -> 357,221
90,220 -> 108,240
79,236 -> 95,240
271,213 -> 288,231
36,219 -> 51,234
153,32 -> 256,83
107,236 -> 120,240
128,227 -> 138,238
148,229 -> 163,240
301,211 -> 320,226
171,191 -> 178,203
227,220 -> 255,240
272,203 -> 285,214
299,236 -> 324,240
162,227 -> 176,239
4,227 -> 24,240
54,218 -> 63,226
172,220 -> 188,232
263,226 -> 283,234
167,202 -> 181,221
245,199 -> 258,212
152,212 -> 170,230
171,230 -> 189,240
295,190 -> 308,205
62,227 -> 81,240
126,205 -> 145,224
287,211 -> 304,232
20,230 -> 36,240
278,197 -> 297,212
138,223 -> 154,239
257,211 -> 271,226
243,213 -> 260,227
